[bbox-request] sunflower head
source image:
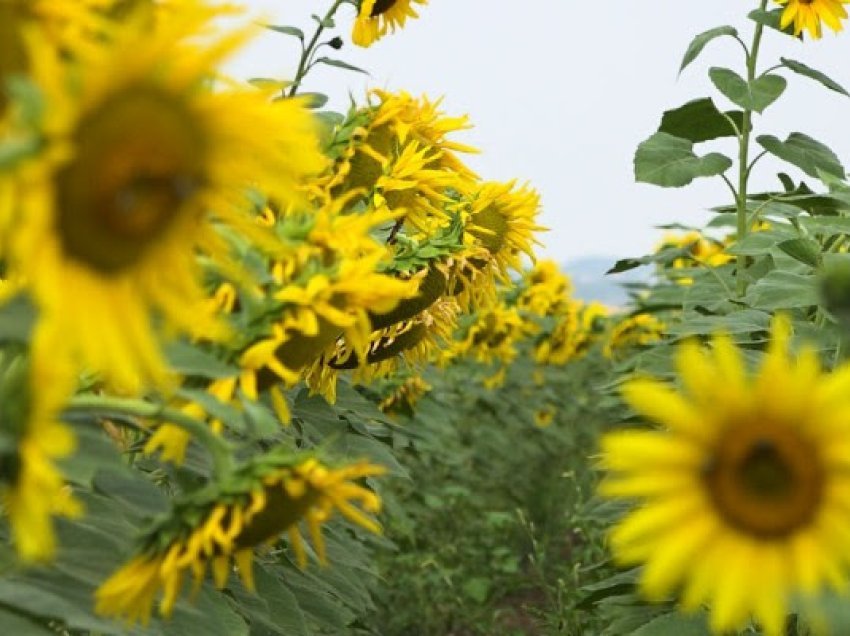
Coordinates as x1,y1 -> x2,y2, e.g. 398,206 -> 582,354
599,316 -> 850,635
95,453 -> 386,624
776,0 -> 850,39
0,332 -> 81,562
352,0 -> 427,48
7,10 -> 323,392
464,181 -> 544,278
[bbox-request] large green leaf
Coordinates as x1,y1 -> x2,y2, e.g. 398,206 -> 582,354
746,270 -> 820,309
709,67 -> 787,113
781,57 -> 849,97
634,133 -> 732,187
632,612 -> 711,636
757,133 -> 846,179
0,605 -> 55,636
777,237 -> 822,268
678,26 -> 738,74
748,7 -> 797,36
658,98 -> 743,142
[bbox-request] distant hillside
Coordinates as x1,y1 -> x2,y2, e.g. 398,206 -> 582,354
562,256 -> 651,307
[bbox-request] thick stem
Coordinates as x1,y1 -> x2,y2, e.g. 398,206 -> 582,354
65,394 -> 235,476
735,0 -> 769,297
287,0 -> 346,97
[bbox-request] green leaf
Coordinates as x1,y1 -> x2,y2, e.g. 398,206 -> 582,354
311,13 -> 335,28
777,238 -> 822,268
746,270 -> 820,309
0,294 -> 35,343
0,605 -> 55,636
679,26 -> 738,74
634,132 -> 732,188
709,67 -> 787,113
299,92 -> 329,109
0,137 -> 41,171
92,468 -> 170,517
165,587 -> 249,636
461,578 -> 491,604
632,612 -> 712,636
749,7 -> 801,38
264,24 -> 304,39
666,310 -> 772,336
315,57 -> 369,75
780,58 -> 849,97
756,133 -> 846,179
165,341 -> 238,379
658,98 -> 743,143
248,78 -> 292,92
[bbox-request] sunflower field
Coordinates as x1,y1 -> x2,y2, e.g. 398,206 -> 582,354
3,0 -> 850,635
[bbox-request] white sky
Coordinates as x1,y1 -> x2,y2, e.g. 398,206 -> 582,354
224,1 -> 850,262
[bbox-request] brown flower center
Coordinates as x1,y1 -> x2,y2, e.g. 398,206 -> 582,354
704,423 -> 823,538
370,0 -> 399,17
55,86 -> 207,273
468,204 -> 509,255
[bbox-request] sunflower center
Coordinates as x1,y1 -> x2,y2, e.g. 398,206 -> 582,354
469,204 -> 509,254
704,424 -> 823,539
55,86 -> 207,274
370,0 -> 399,17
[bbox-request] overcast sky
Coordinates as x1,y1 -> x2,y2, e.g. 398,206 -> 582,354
224,1 -> 850,263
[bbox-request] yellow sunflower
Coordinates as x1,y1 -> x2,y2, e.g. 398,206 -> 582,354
6,10 -> 323,392
603,312 -> 665,359
95,457 -> 385,624
776,0 -> 849,38
1,324 -> 81,562
323,89 -> 476,231
517,260 -> 573,318
600,317 -> 850,635
0,0 -> 113,121
464,181 -> 544,278
352,0 -> 427,48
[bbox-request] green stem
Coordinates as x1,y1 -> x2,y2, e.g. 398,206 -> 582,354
65,394 -> 235,476
735,0 -> 769,297
287,0 -> 346,97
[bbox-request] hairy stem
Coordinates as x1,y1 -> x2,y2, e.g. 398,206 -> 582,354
287,0 -> 346,97
735,0 -> 769,297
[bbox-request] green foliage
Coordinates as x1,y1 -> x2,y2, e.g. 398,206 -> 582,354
363,353 -> 615,636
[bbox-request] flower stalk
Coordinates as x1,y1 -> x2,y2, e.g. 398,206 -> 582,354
735,0 -> 769,297
65,394 -> 235,476
287,0 -> 348,97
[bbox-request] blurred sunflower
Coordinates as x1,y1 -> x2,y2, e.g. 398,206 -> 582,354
0,0 -> 111,119
6,9 -> 323,392
776,0 -> 849,38
0,326 -> 81,562
600,317 -> 850,635
96,456 -> 385,624
352,0 -> 427,48
603,313 -> 665,359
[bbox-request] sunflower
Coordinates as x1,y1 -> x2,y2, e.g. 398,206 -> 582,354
603,312 -> 665,359
464,181 -> 544,279
776,0 -> 849,38
95,456 -> 385,624
352,0 -> 427,48
0,0 -> 112,120
323,89 -> 476,231
516,260 -> 573,318
600,317 -> 850,635
0,325 -> 81,562
5,9 -> 323,392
